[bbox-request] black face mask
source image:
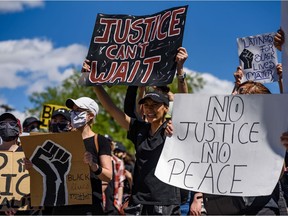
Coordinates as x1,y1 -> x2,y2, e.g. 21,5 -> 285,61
0,122 -> 20,142
50,123 -> 69,133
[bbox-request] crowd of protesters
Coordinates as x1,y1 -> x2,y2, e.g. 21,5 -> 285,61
0,28 -> 287,216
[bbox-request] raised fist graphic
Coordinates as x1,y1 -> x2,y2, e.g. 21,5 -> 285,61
30,140 -> 72,206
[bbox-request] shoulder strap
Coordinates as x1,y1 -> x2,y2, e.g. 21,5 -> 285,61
94,134 -> 99,153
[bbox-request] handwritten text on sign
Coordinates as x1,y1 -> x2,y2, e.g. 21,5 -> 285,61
0,152 -> 30,211
80,6 -> 188,86
155,94 -> 287,196
237,32 -> 278,83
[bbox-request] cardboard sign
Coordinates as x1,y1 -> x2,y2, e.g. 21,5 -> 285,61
0,152 -> 30,211
79,6 -> 188,86
20,131 -> 92,206
40,104 -> 67,130
282,1 -> 288,93
155,94 -> 287,196
237,32 -> 278,83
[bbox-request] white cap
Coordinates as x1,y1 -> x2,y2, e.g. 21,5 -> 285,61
66,97 -> 99,116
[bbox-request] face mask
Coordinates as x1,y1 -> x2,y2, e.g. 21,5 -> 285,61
29,126 -> 39,133
50,123 -> 70,133
0,121 -> 20,142
71,111 -> 87,128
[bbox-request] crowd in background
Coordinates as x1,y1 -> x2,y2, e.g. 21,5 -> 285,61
0,28 -> 287,215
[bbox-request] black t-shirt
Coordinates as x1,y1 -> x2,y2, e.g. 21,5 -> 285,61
128,118 -> 180,205
84,134 -> 111,204
52,134 -> 111,215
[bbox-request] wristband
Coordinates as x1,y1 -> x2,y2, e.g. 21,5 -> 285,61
94,165 -> 102,175
177,72 -> 186,80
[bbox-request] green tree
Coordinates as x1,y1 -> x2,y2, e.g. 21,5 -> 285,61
28,69 -> 205,153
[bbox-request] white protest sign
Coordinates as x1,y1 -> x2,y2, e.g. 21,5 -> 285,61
155,94 -> 287,196
282,1 -> 288,93
237,32 -> 278,83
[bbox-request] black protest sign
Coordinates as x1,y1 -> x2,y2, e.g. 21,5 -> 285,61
80,6 -> 188,86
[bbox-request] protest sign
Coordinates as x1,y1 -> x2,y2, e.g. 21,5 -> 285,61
0,152 -> 30,211
282,1 -> 288,93
20,131 -> 92,206
155,94 -> 287,196
79,6 -> 188,86
40,104 -> 67,130
237,32 -> 278,83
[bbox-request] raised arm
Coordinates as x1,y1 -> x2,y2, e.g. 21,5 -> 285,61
93,86 -> 131,130
176,47 -> 189,93
82,59 -> 131,130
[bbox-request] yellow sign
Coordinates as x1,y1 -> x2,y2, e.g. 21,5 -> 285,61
40,104 -> 67,129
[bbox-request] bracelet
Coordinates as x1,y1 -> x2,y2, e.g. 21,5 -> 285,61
94,165 -> 103,175
177,72 -> 186,80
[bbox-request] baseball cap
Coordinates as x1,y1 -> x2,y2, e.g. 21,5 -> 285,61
0,112 -> 17,122
114,141 -> 126,152
23,117 -> 43,128
52,108 -> 71,121
138,91 -> 169,106
66,97 -> 99,116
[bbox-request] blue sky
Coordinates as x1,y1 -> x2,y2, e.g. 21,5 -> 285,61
0,0 -> 282,122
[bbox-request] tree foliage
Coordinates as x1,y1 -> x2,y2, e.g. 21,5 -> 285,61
28,70 -> 205,153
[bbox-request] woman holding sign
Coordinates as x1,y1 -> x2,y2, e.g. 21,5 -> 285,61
51,97 -> 113,215
87,47 -> 194,215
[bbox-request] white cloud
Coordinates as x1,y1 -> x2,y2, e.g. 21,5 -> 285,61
185,68 -> 234,95
0,38 -> 88,93
0,0 -> 44,13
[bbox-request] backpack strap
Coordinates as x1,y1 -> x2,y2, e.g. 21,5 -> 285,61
94,134 -> 99,153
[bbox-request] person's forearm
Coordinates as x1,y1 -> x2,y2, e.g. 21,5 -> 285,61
177,67 -> 188,93
89,162 -> 112,182
93,86 -> 130,130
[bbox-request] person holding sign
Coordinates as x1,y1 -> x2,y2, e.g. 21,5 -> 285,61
204,69 -> 285,216
0,113 -> 33,215
93,85 -> 181,215
232,65 -> 283,94
51,97 -> 113,215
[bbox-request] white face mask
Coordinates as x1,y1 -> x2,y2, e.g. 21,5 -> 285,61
71,111 -> 87,128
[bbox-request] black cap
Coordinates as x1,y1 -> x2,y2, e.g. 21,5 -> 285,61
23,117 -> 42,128
138,91 -> 169,106
114,141 -> 126,152
52,108 -> 71,121
0,112 -> 17,122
